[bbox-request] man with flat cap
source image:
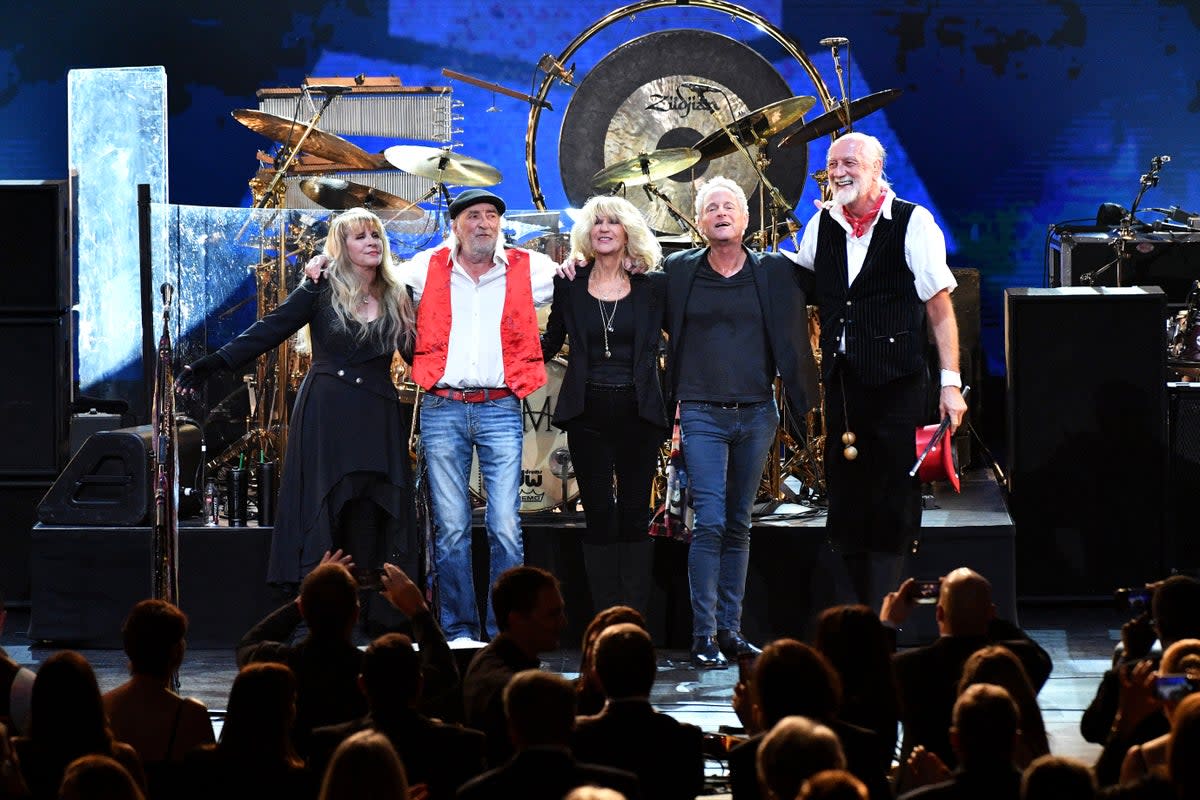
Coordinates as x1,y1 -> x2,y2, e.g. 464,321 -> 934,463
398,189 -> 559,642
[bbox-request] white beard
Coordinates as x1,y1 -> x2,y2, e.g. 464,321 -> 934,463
833,181 -> 859,207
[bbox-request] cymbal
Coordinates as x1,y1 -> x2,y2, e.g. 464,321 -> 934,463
693,95 -> 817,161
298,178 -> 424,220
232,109 -> 387,170
591,147 -> 702,191
777,89 -> 904,149
382,145 -> 501,187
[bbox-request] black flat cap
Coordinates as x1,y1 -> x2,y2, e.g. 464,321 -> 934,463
449,188 -> 506,219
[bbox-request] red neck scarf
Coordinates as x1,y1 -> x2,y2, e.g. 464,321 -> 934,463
842,189 -> 887,238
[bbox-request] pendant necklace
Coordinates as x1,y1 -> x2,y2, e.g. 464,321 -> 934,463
597,297 -> 619,358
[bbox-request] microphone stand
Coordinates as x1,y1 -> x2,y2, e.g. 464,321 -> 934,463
1080,155 -> 1169,286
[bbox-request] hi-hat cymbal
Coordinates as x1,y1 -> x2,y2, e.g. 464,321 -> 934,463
693,95 -> 817,161
591,147 -> 702,191
298,178 -> 424,220
232,109 -> 388,170
777,89 -> 903,149
382,145 -> 501,187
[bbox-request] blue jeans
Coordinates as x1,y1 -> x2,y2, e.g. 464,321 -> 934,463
421,393 -> 524,640
680,399 -> 778,638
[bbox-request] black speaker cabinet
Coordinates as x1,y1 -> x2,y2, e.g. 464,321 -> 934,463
36,424 -> 202,526
0,316 -> 69,477
0,480 -> 52,602
1006,288 -> 1167,595
0,180 -> 69,314
1167,384 -> 1200,570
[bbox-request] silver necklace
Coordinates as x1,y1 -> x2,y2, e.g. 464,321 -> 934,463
597,297 -> 619,358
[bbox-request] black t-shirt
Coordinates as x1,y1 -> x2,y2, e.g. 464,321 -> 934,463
585,296 -> 636,385
675,260 -> 773,403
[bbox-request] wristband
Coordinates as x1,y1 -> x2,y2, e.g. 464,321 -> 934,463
940,369 -> 962,388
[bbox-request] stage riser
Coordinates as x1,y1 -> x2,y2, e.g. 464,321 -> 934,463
30,515 -> 1014,650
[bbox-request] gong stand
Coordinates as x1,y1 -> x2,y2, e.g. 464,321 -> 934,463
641,182 -> 703,242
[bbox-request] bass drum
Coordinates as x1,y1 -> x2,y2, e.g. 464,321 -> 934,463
469,358 -> 580,512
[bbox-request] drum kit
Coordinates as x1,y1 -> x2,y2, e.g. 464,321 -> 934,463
217,4 -> 910,511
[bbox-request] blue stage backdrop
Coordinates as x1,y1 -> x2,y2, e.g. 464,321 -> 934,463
1,0 -> 1197,386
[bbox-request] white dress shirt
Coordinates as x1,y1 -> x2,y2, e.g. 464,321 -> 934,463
788,191 -> 957,302
397,233 -> 557,389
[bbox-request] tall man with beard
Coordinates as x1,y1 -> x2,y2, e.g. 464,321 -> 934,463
787,132 -> 967,610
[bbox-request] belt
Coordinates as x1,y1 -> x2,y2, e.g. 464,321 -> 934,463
694,400 -> 768,409
429,386 -> 514,403
586,382 -> 635,391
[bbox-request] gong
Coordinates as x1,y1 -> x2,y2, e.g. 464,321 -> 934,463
559,29 -> 808,234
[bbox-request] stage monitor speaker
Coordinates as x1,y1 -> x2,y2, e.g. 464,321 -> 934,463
0,316 -> 68,477
36,423 -> 202,526
0,180 -> 69,314
1006,288 -> 1167,595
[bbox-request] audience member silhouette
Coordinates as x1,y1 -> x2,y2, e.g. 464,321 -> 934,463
892,568 -> 1051,770
799,769 -> 870,800
572,623 -> 703,800
574,605 -> 646,717
814,604 -> 900,772
1118,638 -> 1200,784
308,632 -> 484,800
462,566 -> 567,766
238,558 -> 449,755
316,729 -> 408,800
755,716 -> 847,800
958,646 -> 1051,768
180,662 -> 315,800
457,670 -> 640,800
729,639 -> 890,800
1085,576 -> 1200,787
102,600 -> 214,799
897,684 -> 1022,800
0,590 -> 34,736
1020,754 -> 1096,800
58,754 -> 146,800
11,650 -> 144,800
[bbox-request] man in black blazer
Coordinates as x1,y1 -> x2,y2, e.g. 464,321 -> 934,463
456,670 -> 640,800
308,632 -> 484,800
661,175 -> 817,668
572,623 -> 704,800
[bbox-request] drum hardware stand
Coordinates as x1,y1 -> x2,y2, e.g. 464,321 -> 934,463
549,448 -> 578,513
641,181 -> 703,243
692,85 -> 799,251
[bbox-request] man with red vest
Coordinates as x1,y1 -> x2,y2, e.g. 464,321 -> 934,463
400,189 -> 558,642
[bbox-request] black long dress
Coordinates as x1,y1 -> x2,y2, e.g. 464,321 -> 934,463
215,279 -> 414,586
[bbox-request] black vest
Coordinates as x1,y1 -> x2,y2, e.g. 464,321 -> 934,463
815,198 -> 925,386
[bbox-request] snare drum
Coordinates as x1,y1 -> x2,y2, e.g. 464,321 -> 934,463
469,358 -> 580,512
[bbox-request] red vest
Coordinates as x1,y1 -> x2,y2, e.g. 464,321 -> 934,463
411,247 -> 547,398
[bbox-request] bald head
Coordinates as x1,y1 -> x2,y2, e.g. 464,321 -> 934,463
937,568 -> 995,637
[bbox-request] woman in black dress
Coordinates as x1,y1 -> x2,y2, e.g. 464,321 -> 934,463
541,195 -> 667,615
177,208 -> 416,595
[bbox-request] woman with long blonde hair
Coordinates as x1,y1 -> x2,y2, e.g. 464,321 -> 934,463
178,208 -> 418,602
541,194 -> 667,615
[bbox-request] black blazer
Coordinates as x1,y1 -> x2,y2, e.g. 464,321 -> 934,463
662,247 -> 817,411
540,266 -> 669,430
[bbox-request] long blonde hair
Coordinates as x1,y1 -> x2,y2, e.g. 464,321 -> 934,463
322,208 -> 415,354
570,195 -> 662,271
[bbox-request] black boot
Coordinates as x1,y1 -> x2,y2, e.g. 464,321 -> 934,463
581,542 -> 622,614
690,636 -> 729,669
618,540 -> 655,615
716,629 -> 761,660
